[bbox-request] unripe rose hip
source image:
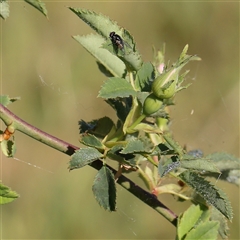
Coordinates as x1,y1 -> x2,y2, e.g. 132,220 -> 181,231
143,93 -> 163,116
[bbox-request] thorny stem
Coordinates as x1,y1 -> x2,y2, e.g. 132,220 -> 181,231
0,103 -> 178,226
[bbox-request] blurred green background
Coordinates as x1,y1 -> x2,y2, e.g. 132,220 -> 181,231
1,1 -> 239,239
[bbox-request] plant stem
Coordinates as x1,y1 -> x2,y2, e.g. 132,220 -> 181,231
126,114 -> 146,133
145,155 -> 158,167
0,103 -> 178,226
0,104 -> 76,155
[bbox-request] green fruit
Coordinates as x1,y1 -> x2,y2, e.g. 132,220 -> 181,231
143,93 -> 163,116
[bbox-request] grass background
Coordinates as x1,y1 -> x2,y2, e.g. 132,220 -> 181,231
1,1 -> 239,239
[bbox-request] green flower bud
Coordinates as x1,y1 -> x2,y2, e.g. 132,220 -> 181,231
143,93 -> 163,116
152,67 -> 179,99
155,79 -> 176,99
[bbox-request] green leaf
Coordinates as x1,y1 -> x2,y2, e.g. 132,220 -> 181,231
78,119 -> 97,133
1,139 -> 16,157
177,70 -> 191,89
106,144 -> 136,166
185,220 -> 219,240
176,45 -> 201,67
106,98 -> 131,122
210,207 -> 229,239
121,138 -> 151,154
96,61 -> 114,77
135,62 -> 155,91
98,77 -> 136,99
205,152 -> 240,170
203,152 -> 240,185
68,147 -> 103,170
0,182 -> 19,204
179,44 -> 189,61
92,165 -> 116,211
0,95 -> 20,106
69,7 -> 119,37
102,30 -> 143,71
0,0 -> 9,19
24,0 -> 48,17
80,134 -> 105,151
180,157 -> 220,174
107,144 -> 125,162
178,171 -> 233,221
177,204 -> 203,240
163,133 -> 184,156
73,34 -> 126,78
69,8 -> 142,71
79,117 -> 114,139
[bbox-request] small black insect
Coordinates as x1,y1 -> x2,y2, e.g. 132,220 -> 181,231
109,31 -> 125,51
